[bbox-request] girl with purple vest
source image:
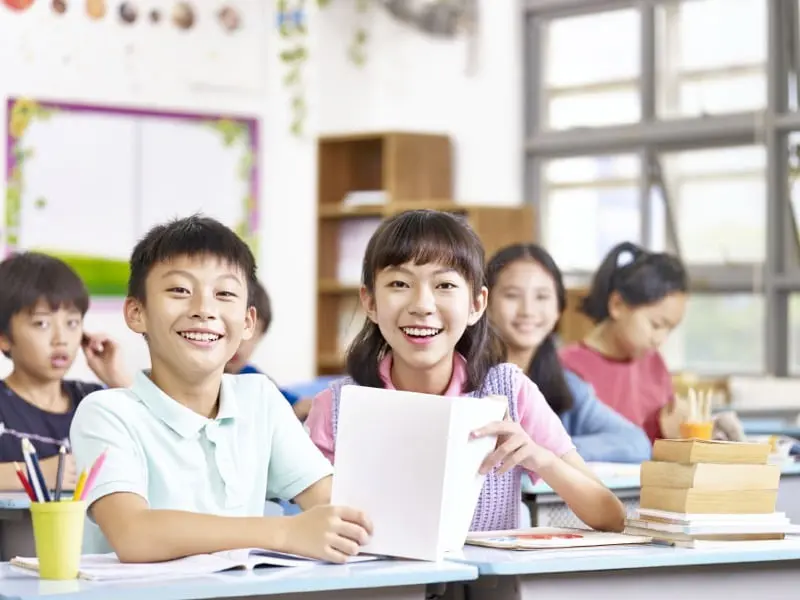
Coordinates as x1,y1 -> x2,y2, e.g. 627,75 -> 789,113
305,209 -> 625,533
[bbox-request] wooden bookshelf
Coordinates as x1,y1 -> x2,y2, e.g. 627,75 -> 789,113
558,287 -> 594,345
316,132 -> 536,376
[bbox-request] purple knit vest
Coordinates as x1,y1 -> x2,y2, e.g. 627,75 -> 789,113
329,362 -> 522,532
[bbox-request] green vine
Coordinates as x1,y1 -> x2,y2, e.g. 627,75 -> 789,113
6,98 -> 56,247
278,0 -> 370,136
205,118 -> 259,256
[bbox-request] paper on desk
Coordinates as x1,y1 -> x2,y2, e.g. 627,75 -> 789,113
10,550 -> 377,581
331,385 -> 507,562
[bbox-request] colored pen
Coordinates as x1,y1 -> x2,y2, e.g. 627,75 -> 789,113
21,439 -> 45,503
80,448 -> 108,501
54,445 -> 66,501
73,470 -> 87,502
13,462 -> 35,502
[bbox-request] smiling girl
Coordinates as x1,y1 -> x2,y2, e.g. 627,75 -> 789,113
305,210 -> 625,533
487,244 -> 651,463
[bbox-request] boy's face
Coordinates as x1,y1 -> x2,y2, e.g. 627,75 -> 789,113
224,322 -> 265,374
0,299 -> 84,382
124,254 -> 256,382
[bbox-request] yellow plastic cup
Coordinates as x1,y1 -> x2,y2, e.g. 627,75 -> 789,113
679,421 -> 714,441
29,500 -> 86,580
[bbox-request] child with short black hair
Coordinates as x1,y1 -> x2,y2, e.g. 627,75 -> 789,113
225,279 -> 311,419
70,215 -> 371,564
560,242 -> 689,442
0,252 -> 129,491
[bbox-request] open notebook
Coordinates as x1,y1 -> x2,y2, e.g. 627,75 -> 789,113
11,550 -> 378,581
465,527 -> 652,550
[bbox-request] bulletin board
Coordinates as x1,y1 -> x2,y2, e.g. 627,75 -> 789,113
4,97 -> 260,297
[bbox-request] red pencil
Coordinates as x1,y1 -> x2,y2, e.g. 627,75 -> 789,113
14,462 -> 35,501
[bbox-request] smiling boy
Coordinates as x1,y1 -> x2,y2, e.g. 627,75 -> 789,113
70,215 -> 372,563
0,252 -> 129,492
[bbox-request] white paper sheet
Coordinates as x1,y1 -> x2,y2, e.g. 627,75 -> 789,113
331,385 -> 507,561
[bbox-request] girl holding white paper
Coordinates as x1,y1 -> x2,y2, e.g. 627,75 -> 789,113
306,209 -> 625,534
486,243 -> 652,463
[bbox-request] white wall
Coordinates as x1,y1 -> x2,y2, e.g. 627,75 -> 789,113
0,1 -> 521,385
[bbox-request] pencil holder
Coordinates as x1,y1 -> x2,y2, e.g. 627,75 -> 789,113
679,421 -> 714,441
29,500 -> 86,580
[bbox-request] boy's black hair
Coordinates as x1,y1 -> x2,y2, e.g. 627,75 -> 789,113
487,244 -> 574,415
346,209 -> 499,391
251,279 -> 272,333
580,241 -> 688,323
128,214 -> 257,303
0,252 -> 90,357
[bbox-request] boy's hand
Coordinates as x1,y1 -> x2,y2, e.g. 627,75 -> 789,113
472,420 -> 555,475
83,333 -> 131,388
281,505 -> 373,563
40,453 -> 78,490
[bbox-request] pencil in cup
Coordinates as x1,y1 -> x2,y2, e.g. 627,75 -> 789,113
679,388 -> 714,440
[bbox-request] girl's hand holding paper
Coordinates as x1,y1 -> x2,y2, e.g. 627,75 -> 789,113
472,419 -> 555,475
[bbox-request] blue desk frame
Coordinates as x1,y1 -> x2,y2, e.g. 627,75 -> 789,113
0,560 -> 478,600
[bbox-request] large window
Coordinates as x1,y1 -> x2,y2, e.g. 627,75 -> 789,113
526,0 -> 799,376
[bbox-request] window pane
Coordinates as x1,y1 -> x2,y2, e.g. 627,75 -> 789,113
547,89 -> 639,130
545,10 -> 640,87
544,155 -> 639,185
661,147 -> 765,264
656,0 -> 765,118
544,155 -> 640,271
672,0 -> 766,71
677,73 -> 766,117
662,294 -> 764,374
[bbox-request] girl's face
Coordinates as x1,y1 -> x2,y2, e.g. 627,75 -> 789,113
488,260 -> 559,353
361,261 -> 487,376
609,291 -> 687,358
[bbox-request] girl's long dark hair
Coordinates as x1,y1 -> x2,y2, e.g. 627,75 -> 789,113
580,241 -> 688,324
346,210 -> 499,392
487,244 -> 574,415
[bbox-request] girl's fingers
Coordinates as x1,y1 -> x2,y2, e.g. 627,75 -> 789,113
479,436 -> 525,474
498,444 -> 533,474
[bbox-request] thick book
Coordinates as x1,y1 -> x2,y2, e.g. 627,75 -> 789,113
652,439 -> 770,465
640,487 -> 778,514
465,527 -> 652,550
640,461 -> 780,490
10,550 -> 378,581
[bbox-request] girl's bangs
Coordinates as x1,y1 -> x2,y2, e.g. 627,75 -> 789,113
368,213 -> 483,285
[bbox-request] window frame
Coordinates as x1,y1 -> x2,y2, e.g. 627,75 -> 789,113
523,0 -> 800,376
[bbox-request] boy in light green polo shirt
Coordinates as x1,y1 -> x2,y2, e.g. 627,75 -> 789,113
70,215 -> 372,563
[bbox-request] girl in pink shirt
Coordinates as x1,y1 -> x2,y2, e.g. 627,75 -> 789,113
559,242 -> 688,443
306,209 -> 625,534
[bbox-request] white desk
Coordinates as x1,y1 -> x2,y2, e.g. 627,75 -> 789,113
523,461 -> 800,527
0,560 -> 478,600
451,540 -> 800,600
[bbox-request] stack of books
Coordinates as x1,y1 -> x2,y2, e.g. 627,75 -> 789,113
625,438 -> 797,548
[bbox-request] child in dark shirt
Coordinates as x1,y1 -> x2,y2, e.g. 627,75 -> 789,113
0,252 -> 130,491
